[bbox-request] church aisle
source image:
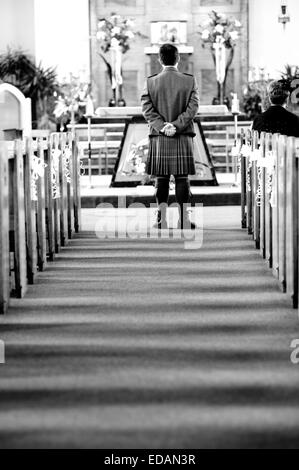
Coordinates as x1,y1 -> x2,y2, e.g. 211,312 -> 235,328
0,207 -> 299,449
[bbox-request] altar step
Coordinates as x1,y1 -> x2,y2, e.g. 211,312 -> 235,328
80,174 -> 241,208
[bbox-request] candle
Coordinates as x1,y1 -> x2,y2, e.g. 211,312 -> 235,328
86,95 -> 94,117
231,93 -> 240,114
255,67 -> 260,81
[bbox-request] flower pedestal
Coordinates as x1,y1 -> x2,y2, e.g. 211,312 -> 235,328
109,90 -> 116,107
212,40 -> 234,105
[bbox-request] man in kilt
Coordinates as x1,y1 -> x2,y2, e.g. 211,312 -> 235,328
141,43 -> 200,230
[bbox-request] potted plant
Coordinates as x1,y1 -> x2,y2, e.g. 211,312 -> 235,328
242,67 -> 273,119
280,65 -> 299,113
0,48 -> 60,129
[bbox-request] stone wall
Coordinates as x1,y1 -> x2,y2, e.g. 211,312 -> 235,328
90,0 -> 249,107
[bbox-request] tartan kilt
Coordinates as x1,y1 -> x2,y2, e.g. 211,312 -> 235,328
146,134 -> 196,176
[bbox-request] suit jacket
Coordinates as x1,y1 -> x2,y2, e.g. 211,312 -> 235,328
141,66 -> 200,137
252,105 -> 299,137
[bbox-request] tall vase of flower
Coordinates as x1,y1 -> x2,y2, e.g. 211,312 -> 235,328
200,11 -> 242,105
96,13 -> 140,107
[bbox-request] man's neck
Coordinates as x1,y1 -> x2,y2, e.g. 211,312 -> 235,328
270,104 -> 287,109
163,64 -> 178,70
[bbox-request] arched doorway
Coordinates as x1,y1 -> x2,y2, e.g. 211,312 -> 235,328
0,83 -> 32,138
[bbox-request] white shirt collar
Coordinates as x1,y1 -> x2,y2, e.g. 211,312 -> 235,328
162,65 -> 178,71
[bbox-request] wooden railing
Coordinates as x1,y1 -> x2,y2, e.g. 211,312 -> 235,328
240,130 -> 299,308
0,132 -> 81,314
69,123 -> 125,176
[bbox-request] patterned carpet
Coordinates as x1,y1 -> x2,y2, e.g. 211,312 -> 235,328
0,207 -> 299,449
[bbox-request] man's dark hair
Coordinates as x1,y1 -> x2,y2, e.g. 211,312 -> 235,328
268,80 -> 290,106
159,44 -> 179,66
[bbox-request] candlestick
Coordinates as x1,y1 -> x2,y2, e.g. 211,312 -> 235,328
279,0 -> 290,28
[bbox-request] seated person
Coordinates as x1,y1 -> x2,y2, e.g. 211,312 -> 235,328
252,80 -> 299,137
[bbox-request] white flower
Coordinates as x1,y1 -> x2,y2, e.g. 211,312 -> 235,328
111,37 -> 120,48
126,31 -> 135,39
235,20 -> 242,27
126,19 -> 135,28
112,26 -> 121,35
218,15 -> 227,24
98,20 -> 106,29
54,99 -> 68,119
96,31 -> 106,41
215,24 -> 224,34
202,29 -> 210,40
230,31 -> 239,41
203,18 -> 212,27
111,14 -> 121,25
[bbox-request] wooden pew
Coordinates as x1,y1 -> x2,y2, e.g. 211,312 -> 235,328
0,132 -> 81,314
240,129 -> 299,308
44,137 -> 56,262
0,143 -> 10,314
271,134 -> 280,279
240,129 -> 247,229
258,133 -> 266,259
277,135 -> 287,293
264,133 -> 273,269
245,130 -> 253,235
10,140 -> 28,298
252,131 -> 261,250
285,137 -> 298,308
73,136 -> 82,233
35,138 -> 47,272
24,138 -> 37,282
49,133 -> 62,254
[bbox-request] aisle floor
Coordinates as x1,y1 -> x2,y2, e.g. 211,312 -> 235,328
0,207 -> 299,449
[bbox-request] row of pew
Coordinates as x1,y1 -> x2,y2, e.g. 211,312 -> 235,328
240,130 -> 299,308
0,132 -> 81,314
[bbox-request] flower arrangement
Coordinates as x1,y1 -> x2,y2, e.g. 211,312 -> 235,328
96,13 -> 144,106
200,10 -> 242,50
97,13 -> 137,55
54,74 -> 90,129
199,11 -> 242,105
243,68 -> 273,119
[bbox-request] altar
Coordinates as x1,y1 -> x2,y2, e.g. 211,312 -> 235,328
111,115 -> 218,187
92,106 -> 220,188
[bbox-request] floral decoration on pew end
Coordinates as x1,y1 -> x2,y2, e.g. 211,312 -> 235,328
51,148 -> 62,199
31,156 -> 48,202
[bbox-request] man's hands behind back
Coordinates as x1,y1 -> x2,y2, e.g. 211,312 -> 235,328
161,123 -> 176,137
